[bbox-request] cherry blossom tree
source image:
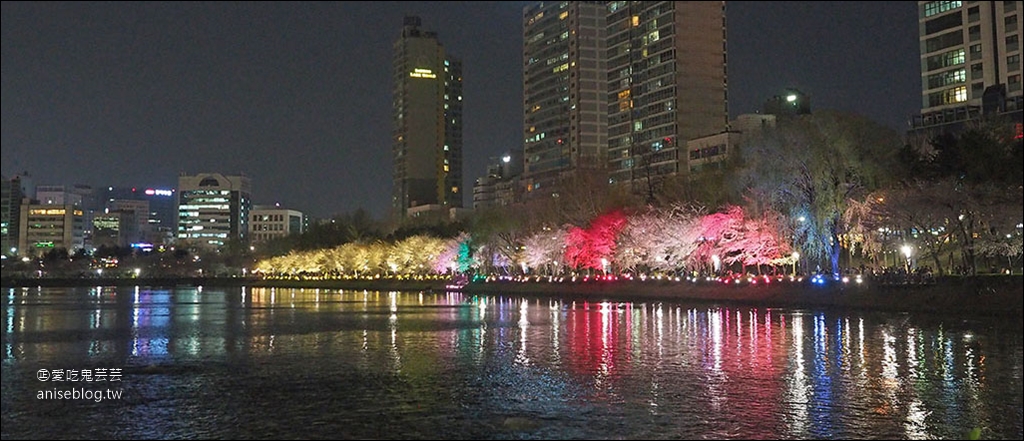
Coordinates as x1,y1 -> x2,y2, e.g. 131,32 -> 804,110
522,226 -> 567,275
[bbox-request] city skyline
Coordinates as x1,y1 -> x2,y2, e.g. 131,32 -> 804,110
1,2 -> 920,219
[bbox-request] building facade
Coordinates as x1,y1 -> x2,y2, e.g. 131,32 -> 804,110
606,1 -> 728,188
92,210 -> 141,249
17,202 -> 85,256
250,205 -> 305,244
392,16 -> 463,218
107,199 -> 151,245
473,150 -> 524,209
1,174 -> 35,256
177,173 -> 251,249
914,1 -> 1023,130
522,1 -> 608,198
103,186 -> 179,239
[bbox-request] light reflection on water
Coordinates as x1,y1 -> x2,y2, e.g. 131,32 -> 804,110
2,286 -> 1022,440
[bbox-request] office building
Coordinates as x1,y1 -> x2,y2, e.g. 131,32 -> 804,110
250,205 -> 306,244
177,173 -> 251,249
392,16 -> 463,218
18,201 -> 85,256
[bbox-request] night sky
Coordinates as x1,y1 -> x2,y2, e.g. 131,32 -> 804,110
1,2 -> 920,219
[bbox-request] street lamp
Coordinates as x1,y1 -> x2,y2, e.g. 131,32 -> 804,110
792,252 -> 800,277
133,268 -> 141,278
900,244 -> 912,273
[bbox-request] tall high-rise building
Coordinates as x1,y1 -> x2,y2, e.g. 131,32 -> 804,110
522,1 -> 608,197
914,1 -> 1023,130
606,1 -> 728,187
177,173 -> 251,249
1,173 -> 34,256
392,16 -> 463,218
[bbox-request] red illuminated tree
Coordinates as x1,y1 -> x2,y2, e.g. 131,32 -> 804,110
564,210 -> 628,271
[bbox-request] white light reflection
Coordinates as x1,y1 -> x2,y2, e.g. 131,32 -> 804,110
904,398 -> 931,439
389,292 -> 400,372
880,329 -> 900,417
517,299 -> 530,366
131,286 -> 141,356
841,318 -> 851,373
786,314 -> 809,434
389,291 -> 398,321
655,304 -> 664,358
708,308 -> 724,412
550,299 -> 561,365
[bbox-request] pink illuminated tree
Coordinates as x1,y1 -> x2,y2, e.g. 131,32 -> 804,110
522,226 -> 567,274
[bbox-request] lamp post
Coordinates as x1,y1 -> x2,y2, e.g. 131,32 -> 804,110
900,244 -> 912,273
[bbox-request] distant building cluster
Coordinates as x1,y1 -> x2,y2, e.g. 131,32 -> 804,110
1,172 -> 307,258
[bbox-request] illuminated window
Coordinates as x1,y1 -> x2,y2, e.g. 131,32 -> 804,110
926,68 -> 966,89
559,11 -> 568,20
923,1 -> 962,17
943,86 -> 968,103
443,165 -> 449,172
632,16 -> 640,27
617,89 -> 632,112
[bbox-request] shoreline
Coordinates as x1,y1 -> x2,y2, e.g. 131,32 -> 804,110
3,275 -> 1021,317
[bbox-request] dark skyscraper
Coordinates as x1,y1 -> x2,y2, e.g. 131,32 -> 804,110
392,16 -> 463,218
521,1 -> 608,198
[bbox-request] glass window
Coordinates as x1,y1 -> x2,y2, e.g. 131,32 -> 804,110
969,25 -> 981,41
970,44 -> 983,61
1008,54 -> 1021,71
971,82 -> 985,97
924,1 -> 963,17
968,6 -> 980,22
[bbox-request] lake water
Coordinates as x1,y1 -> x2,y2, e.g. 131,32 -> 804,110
2,286 -> 1022,439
